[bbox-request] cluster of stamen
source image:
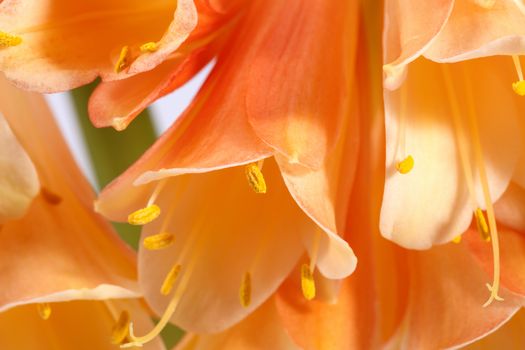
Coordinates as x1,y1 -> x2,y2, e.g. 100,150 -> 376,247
113,41 -> 159,73
245,162 -> 267,193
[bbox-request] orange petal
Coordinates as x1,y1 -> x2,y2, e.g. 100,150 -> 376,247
0,0 -> 196,92
426,0 -> 525,62
137,159 -> 317,333
0,113 -> 39,223
0,78 -> 139,310
494,182 -> 525,232
381,57 -> 520,249
465,226 -> 525,298
89,0 -> 235,130
390,242 -> 520,349
245,0 -> 358,169
383,0 -> 454,88
0,299 -> 164,350
172,300 -> 299,350
462,308 -> 525,349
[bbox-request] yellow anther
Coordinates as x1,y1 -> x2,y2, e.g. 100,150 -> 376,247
239,272 -> 252,308
396,155 -> 414,174
128,204 -> 161,226
160,264 -> 182,296
245,163 -> 267,194
0,31 -> 22,48
143,232 -> 175,250
475,208 -> 491,242
301,263 -> 316,301
140,42 -> 158,53
37,303 -> 51,320
512,81 -> 525,96
452,235 -> 462,244
114,46 -> 129,73
111,310 -> 130,345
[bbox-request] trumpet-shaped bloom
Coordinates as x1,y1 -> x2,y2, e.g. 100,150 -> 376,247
0,300 -> 165,350
0,0 -> 198,92
0,77 -> 165,348
382,0 -> 525,306
95,0 -> 360,345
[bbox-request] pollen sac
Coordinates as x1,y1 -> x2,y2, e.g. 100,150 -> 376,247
0,31 -> 22,48
239,272 -> 252,308
475,208 -> 491,242
161,264 -> 182,296
37,303 -> 52,320
245,163 -> 267,194
452,235 -> 462,244
114,46 -> 130,73
140,42 -> 158,53
128,204 -> 161,225
301,264 -> 316,301
143,232 -> 175,250
111,310 -> 131,345
512,80 -> 525,96
396,155 -> 414,174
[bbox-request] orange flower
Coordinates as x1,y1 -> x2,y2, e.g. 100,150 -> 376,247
0,0 -> 198,92
95,0 -> 360,346
0,77 -> 164,348
382,1 -> 525,306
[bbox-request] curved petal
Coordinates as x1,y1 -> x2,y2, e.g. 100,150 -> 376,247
246,0 -> 358,169
383,0 -> 454,89
95,47 -> 274,221
380,57 -> 520,249
463,308 -> 525,349
0,0 -> 196,92
494,182 -> 525,231
390,242 -> 520,349
0,78 -> 139,310
138,159 -> 315,333
89,0 -> 234,130
0,113 -> 39,223
173,300 -> 299,350
0,300 -> 165,350
426,0 -> 525,62
465,226 -> 525,298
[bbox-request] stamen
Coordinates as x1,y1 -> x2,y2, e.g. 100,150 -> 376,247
239,272 -> 252,308
245,162 -> 267,194
111,310 -> 131,345
452,235 -> 462,244
160,264 -> 182,296
143,232 -> 175,250
140,42 -> 158,53
122,247 -> 199,348
475,208 -> 491,242
0,31 -> 22,48
128,204 -> 161,225
40,187 -> 62,205
114,46 -> 129,73
301,263 -> 316,301
511,55 -> 525,96
461,67 -> 504,307
396,155 -> 414,174
37,303 -> 51,320
442,65 -> 503,306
